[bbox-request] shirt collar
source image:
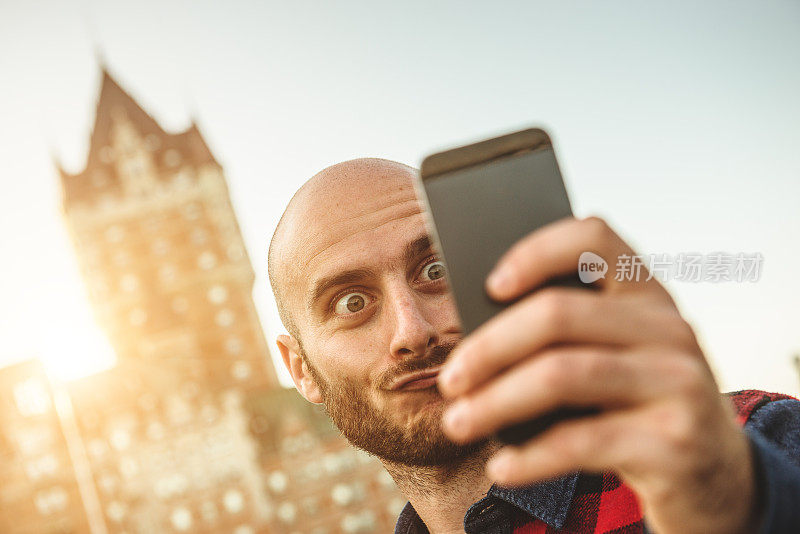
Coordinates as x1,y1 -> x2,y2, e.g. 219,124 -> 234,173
393,471 -> 580,534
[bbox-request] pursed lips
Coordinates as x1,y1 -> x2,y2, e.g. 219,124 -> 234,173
393,367 -> 441,391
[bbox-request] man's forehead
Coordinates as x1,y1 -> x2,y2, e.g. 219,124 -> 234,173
303,195 -> 423,264
274,158 -> 427,303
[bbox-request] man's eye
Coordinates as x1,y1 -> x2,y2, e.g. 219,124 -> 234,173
334,292 -> 369,315
421,261 -> 446,282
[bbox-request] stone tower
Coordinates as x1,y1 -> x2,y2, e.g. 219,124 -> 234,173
58,70 -> 279,392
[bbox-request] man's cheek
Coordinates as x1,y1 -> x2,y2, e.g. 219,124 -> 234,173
431,293 -> 460,325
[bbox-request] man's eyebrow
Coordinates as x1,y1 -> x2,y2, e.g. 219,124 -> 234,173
403,235 -> 435,266
308,268 -> 377,310
306,235 -> 435,310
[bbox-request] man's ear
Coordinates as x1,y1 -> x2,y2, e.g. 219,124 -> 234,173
277,334 -> 324,404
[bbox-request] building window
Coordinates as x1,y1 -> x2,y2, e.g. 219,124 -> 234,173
323,452 -> 344,475
109,429 -> 131,451
170,506 -> 193,531
107,501 -> 127,523
16,427 -> 53,456
25,454 -> 59,481
208,285 -> 228,304
331,484 -> 354,506
198,251 -> 217,270
223,488 -> 245,514
231,361 -> 251,381
268,471 -> 288,494
341,511 -> 376,533
215,309 -> 234,327
34,487 -> 68,515
331,481 -> 363,505
155,473 -> 189,500
276,502 -> 296,524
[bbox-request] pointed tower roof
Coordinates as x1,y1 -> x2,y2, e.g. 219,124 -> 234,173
60,68 -> 220,209
86,69 -> 166,168
175,121 -> 219,167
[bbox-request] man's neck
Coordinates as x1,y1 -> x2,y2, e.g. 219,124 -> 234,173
382,440 -> 503,534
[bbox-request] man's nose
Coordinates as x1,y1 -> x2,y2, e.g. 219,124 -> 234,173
387,285 -> 439,360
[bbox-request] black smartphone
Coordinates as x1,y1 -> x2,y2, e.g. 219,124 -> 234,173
417,127 -> 596,446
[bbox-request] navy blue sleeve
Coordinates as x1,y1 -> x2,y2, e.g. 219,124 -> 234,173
744,399 -> 800,533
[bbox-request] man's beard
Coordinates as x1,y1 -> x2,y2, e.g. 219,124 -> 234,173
301,340 -> 489,467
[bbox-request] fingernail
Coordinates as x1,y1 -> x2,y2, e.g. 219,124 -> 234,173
444,401 -> 469,434
487,266 -> 512,294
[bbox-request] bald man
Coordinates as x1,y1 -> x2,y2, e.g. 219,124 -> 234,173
268,158 -> 800,534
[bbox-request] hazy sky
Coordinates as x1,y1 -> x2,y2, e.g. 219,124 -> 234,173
1,0 -> 798,393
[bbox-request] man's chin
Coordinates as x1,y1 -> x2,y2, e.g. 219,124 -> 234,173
349,401 -> 487,467
393,435 -> 491,468
318,372 -> 488,467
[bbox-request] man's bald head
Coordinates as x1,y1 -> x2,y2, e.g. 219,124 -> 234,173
268,158 -> 419,341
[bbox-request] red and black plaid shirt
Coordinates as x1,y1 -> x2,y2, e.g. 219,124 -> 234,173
394,390 -> 794,534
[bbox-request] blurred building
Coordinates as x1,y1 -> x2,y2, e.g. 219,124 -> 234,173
245,387 -> 407,533
58,70 -> 279,392
40,69 -> 406,533
0,360 -> 93,534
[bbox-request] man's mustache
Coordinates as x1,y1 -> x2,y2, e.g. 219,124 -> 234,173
381,339 -> 459,389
